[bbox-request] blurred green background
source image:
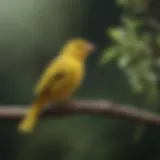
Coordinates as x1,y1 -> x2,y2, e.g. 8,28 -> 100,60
1,0 -> 160,160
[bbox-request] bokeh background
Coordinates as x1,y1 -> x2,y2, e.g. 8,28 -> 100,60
0,0 -> 160,160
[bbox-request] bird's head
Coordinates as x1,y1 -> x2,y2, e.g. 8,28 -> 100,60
61,38 -> 96,61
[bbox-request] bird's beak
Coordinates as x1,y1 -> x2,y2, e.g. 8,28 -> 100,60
86,42 -> 96,53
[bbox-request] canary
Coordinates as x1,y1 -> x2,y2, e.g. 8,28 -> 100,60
18,38 -> 95,133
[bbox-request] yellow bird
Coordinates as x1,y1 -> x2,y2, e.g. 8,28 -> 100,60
18,38 -> 95,133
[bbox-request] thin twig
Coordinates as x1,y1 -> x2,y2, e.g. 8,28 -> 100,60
1,100 -> 160,126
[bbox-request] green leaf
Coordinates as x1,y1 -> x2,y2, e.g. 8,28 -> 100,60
118,55 -> 132,69
122,16 -> 140,28
125,68 -> 143,93
108,28 -> 126,44
99,47 -> 119,65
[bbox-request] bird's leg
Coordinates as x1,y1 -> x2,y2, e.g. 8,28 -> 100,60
56,99 -> 71,109
45,102 -> 57,110
45,100 -> 72,113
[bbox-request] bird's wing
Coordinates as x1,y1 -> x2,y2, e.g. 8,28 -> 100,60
34,59 -> 70,96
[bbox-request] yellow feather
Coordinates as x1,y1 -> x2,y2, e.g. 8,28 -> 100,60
18,38 -> 95,133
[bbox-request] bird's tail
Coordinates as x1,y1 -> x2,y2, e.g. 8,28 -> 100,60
18,98 -> 47,133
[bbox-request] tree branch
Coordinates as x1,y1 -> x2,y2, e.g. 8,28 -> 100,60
1,100 -> 160,126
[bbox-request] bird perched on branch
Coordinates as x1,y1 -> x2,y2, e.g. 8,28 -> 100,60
18,38 -> 96,133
